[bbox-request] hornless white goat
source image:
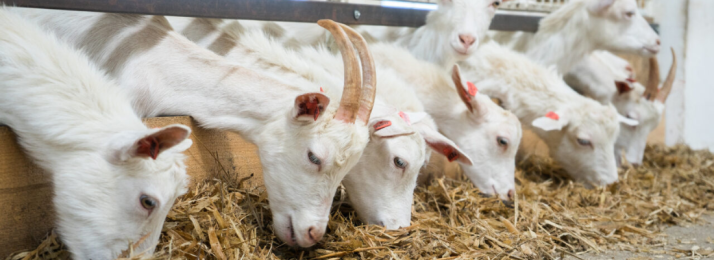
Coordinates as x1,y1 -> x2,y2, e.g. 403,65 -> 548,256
190,19 -> 473,229
0,9 -> 192,259
368,43 -> 522,200
461,42 -> 637,187
267,0 -> 501,69
487,0 -> 660,75
607,50 -> 677,165
389,0 -> 502,68
564,50 -> 635,104
19,10 -> 376,248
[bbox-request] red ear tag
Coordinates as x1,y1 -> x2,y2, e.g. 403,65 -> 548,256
545,111 -> 559,120
467,81 -> 478,96
319,87 -> 324,93
444,147 -> 459,162
398,111 -> 411,126
373,120 -> 392,131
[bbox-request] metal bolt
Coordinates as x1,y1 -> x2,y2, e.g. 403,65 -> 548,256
354,10 -> 361,20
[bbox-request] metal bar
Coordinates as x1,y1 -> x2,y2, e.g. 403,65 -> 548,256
0,0 -> 658,33
2,0 -> 430,27
3,0 -> 544,31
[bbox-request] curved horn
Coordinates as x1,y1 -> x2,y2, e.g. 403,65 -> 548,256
656,48 -> 677,103
339,24 -> 377,125
318,19 -> 361,123
642,56 -> 661,101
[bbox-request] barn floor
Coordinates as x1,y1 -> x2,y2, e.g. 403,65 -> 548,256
6,144 -> 714,260
566,214 -> 714,259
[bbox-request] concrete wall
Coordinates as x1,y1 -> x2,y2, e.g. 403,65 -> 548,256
653,0 -> 714,151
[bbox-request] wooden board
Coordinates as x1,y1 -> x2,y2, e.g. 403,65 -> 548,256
0,116 -> 263,256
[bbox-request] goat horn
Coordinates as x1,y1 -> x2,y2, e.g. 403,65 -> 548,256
339,24 -> 376,125
318,19 -> 361,123
642,56 -> 661,101
656,48 -> 677,103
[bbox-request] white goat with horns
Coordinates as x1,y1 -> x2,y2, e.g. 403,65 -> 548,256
606,49 -> 677,165
175,17 -> 472,229
19,9 -> 376,248
0,9 -> 192,259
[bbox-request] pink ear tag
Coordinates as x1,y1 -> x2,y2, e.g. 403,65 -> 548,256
373,120 -> 392,131
398,111 -> 411,126
319,87 -> 324,93
467,81 -> 478,96
545,111 -> 559,120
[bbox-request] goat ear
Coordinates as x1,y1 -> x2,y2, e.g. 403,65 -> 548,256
617,113 -> 639,126
588,0 -> 616,14
370,118 -> 414,138
452,65 -> 487,116
120,124 -> 192,161
412,121 -> 473,165
615,81 -> 633,94
532,112 -> 568,132
293,93 -> 330,122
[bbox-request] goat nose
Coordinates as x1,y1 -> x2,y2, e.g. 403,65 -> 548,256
631,162 -> 641,167
307,226 -> 325,244
459,34 -> 476,49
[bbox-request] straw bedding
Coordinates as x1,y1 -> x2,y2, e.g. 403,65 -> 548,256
7,144 -> 714,260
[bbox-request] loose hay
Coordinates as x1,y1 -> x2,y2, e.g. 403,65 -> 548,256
7,144 -> 714,259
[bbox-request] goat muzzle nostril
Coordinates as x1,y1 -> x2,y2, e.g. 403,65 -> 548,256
458,34 -> 476,49
307,226 -> 324,244
507,189 -> 515,201
656,39 -> 661,46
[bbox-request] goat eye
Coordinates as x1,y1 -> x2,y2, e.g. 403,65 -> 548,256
492,1 -> 500,7
394,157 -> 407,169
625,11 -> 635,18
140,195 -> 157,210
577,138 -> 592,146
497,137 -> 508,146
308,151 -> 321,165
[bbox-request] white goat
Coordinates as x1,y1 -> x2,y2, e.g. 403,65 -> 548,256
19,10 -> 375,248
528,0 -> 660,74
0,9 -> 192,259
564,50 -> 635,104
461,42 -> 636,187
258,0 -> 501,69
607,50 -> 677,165
487,0 -> 660,75
190,18 -> 473,229
367,43 -> 522,200
390,0 -> 502,68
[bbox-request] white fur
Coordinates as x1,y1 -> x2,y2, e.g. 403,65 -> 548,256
526,0 -> 659,74
370,43 -> 523,200
262,0 -> 499,69
563,51 -> 630,104
590,52 -> 665,165
19,9 -> 370,248
0,9 -> 191,259
461,42 -> 624,187
394,0 -> 500,68
195,21 -> 475,230
488,0 -> 659,75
